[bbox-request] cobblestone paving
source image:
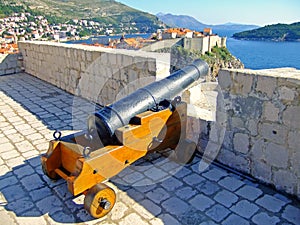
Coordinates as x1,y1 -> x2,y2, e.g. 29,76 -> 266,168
0,73 -> 300,225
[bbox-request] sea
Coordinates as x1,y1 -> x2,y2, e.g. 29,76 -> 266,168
215,29 -> 300,70
68,31 -> 300,70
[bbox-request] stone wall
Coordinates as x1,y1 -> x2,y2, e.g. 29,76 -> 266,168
17,41 -> 300,198
0,53 -> 23,76
141,39 -> 182,52
18,41 -> 170,105
201,68 -> 300,198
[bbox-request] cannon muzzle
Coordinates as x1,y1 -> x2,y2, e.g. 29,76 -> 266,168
88,59 -> 209,146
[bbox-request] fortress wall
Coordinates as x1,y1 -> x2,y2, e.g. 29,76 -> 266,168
18,41 -> 170,105
0,53 -> 23,76
188,68 -> 300,198
18,41 -> 300,198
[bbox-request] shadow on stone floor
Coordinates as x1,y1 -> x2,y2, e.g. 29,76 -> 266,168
0,156 -> 95,223
0,73 -> 101,132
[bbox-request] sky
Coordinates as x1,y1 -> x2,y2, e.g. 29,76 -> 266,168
117,0 -> 300,26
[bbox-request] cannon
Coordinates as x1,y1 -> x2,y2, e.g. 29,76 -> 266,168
41,59 -> 209,218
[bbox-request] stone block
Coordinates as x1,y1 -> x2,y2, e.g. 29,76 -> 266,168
247,119 -> 258,136
230,200 -> 259,219
162,197 -> 189,215
214,190 -> 238,207
250,138 -> 266,160
233,96 -> 263,119
233,72 -> 253,96
263,102 -> 279,122
265,142 -> 288,168
252,212 -> 280,225
122,55 -> 134,67
189,194 -> 215,211
259,122 -> 288,145
255,194 -> 286,212
282,205 -> 300,225
233,133 -> 249,154
218,70 -> 232,90
235,185 -> 263,201
251,161 -> 272,183
273,170 -> 297,195
222,214 -> 250,225
148,59 -> 156,73
232,116 -> 245,129
256,76 -> 277,98
283,106 -> 300,129
288,130 -> 300,150
108,53 -> 117,65
128,69 -> 138,82
91,51 -> 102,62
291,151 -> 300,177
133,56 -> 146,68
217,148 -> 250,173
205,204 -> 230,223
278,86 -> 296,102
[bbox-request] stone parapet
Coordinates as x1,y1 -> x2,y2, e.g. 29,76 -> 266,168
213,68 -> 300,198
17,41 -> 300,198
0,53 -> 23,76
18,41 -> 170,105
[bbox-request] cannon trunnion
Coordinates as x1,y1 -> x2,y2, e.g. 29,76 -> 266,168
41,60 -> 209,218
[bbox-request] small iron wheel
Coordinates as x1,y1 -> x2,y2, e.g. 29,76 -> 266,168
84,183 -> 116,218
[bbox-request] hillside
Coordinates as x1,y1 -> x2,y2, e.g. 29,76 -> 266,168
0,0 -> 164,33
233,22 -> 300,41
156,13 -> 259,34
156,46 -> 244,81
156,13 -> 206,31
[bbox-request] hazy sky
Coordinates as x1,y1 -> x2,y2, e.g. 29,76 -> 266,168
117,0 -> 300,26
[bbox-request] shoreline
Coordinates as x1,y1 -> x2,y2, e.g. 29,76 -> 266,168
232,37 -> 300,42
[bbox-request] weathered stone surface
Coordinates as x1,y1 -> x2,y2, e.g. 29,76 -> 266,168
233,133 -> 249,154
233,72 -> 253,96
265,142 -> 288,168
283,106 -> 300,129
233,96 -> 263,119
230,200 -> 259,219
251,161 -> 272,183
278,86 -> 296,102
217,70 -> 232,90
288,130 -> 300,150
256,75 -> 277,98
256,194 -> 287,212
263,102 -> 279,122
259,122 -> 288,145
235,185 -> 263,201
273,170 -> 297,195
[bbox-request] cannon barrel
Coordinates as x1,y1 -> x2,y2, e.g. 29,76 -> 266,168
88,59 -> 209,146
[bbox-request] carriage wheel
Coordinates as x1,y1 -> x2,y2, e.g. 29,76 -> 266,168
84,183 -> 116,218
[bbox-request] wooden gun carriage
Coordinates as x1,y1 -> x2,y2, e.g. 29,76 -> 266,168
41,60 -> 209,218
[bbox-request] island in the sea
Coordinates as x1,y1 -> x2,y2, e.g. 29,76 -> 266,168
233,22 -> 300,41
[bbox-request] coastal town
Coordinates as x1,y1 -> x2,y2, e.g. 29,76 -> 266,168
0,12 -> 226,55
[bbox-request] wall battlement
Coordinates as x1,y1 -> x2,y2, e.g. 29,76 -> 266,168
188,68 -> 300,198
18,41 -> 170,105
16,42 -> 300,198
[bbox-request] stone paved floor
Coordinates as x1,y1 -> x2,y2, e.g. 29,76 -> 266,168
0,73 -> 300,225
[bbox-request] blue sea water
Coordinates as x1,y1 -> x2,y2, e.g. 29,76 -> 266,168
215,29 -> 300,70
68,31 -> 300,70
